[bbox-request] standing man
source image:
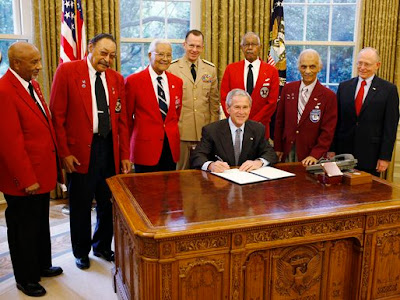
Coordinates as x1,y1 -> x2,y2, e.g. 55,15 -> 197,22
191,89 -> 278,172
274,49 -> 337,165
220,32 -> 280,139
0,42 -> 62,297
168,29 -> 219,169
125,39 -> 183,173
50,34 -> 130,270
330,47 -> 399,175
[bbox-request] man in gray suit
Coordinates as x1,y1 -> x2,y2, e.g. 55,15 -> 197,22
190,89 -> 278,172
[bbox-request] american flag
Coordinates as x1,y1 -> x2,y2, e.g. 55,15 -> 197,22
60,0 -> 86,63
268,0 -> 286,87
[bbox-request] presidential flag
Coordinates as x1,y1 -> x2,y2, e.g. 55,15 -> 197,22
60,0 -> 86,63
268,0 -> 286,87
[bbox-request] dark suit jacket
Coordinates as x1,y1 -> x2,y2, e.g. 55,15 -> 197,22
332,76 -> 399,170
190,119 -> 278,169
50,59 -> 130,174
0,70 -> 58,195
220,59 -> 280,139
274,80 -> 337,161
125,67 -> 183,165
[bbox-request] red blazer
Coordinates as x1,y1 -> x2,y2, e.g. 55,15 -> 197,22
0,70 -> 58,195
274,80 -> 337,161
220,59 -> 280,139
125,67 -> 183,165
50,59 -> 130,174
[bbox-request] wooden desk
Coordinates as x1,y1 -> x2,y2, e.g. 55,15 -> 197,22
107,163 -> 400,300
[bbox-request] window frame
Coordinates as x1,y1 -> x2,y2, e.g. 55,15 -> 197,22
283,0 -> 361,87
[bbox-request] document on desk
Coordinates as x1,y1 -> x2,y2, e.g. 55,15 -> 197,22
211,167 -> 295,185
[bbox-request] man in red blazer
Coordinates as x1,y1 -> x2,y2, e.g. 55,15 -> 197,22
220,32 -> 280,139
274,49 -> 337,165
125,39 -> 183,172
50,34 -> 130,270
0,42 -> 62,297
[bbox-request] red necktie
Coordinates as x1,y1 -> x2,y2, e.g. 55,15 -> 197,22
355,80 -> 367,116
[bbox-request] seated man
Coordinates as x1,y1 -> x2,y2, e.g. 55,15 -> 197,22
190,89 -> 278,172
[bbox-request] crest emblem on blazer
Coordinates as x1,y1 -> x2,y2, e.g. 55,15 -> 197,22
115,98 -> 121,113
175,96 -> 181,109
260,86 -> 269,98
310,108 -> 321,123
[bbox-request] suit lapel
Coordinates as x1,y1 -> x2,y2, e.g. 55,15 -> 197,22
6,71 -> 49,126
105,70 -> 117,120
179,58 -> 195,84
360,76 -> 378,116
298,81 -> 323,126
217,120 -> 235,165
239,122 -> 254,163
75,60 -> 92,123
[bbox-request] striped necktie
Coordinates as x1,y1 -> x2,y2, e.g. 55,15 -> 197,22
297,87 -> 308,123
157,76 -> 168,120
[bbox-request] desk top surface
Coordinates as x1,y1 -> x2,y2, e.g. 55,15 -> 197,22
108,164 -> 400,236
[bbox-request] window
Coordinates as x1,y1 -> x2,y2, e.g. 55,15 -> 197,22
119,0 -> 199,77
0,0 -> 32,76
284,0 -> 359,91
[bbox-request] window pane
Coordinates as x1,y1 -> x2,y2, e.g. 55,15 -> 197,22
334,0 -> 357,3
330,46 -> 354,83
171,43 -> 185,60
284,0 -> 305,3
166,2 -> 190,39
331,5 -> 356,41
310,45 -> 327,83
285,5 -> 304,40
0,0 -> 14,34
327,85 -> 338,93
120,42 -> 149,77
143,0 -> 166,38
308,0 -> 330,3
0,40 -> 19,76
306,5 -> 329,41
286,45 -> 303,82
120,0 -> 141,38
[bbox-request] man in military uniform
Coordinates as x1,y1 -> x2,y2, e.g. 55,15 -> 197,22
168,29 -> 220,169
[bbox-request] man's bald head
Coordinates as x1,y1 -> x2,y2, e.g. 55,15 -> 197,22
8,41 -> 42,81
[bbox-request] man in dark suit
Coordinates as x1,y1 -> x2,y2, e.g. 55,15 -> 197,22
330,47 -> 399,175
50,34 -> 130,270
125,39 -> 183,173
274,49 -> 337,166
191,89 -> 278,172
0,42 -> 62,297
220,32 -> 280,139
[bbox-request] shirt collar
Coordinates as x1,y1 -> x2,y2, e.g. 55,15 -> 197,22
300,78 -> 318,93
87,57 -> 105,79
149,65 -> 167,82
358,75 -> 375,85
9,68 -> 30,90
244,58 -> 261,69
228,117 -> 245,132
185,57 -> 198,68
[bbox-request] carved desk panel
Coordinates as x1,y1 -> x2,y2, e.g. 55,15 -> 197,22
107,163 -> 400,300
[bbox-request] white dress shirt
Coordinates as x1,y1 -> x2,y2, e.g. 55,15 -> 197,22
244,58 -> 261,91
149,65 -> 170,108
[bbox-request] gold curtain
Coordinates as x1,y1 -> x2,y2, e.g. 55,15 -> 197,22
32,0 -> 121,198
201,0 -> 273,82
358,0 -> 400,181
33,0 -> 121,101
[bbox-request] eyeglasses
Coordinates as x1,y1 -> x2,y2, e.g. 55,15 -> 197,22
356,61 -> 373,68
153,52 -> 172,59
242,43 -> 260,48
100,51 -> 116,60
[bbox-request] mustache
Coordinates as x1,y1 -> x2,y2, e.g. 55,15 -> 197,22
99,59 -> 110,67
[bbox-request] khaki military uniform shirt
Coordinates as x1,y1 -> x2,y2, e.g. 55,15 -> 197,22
168,57 -> 219,141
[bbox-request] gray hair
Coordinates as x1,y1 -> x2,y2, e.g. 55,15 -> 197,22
358,47 -> 381,62
226,89 -> 252,107
240,32 -> 261,46
148,39 -> 172,54
297,49 -> 323,68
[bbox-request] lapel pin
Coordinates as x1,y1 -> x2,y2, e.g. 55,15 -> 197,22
82,80 -> 86,88
172,85 -> 175,88
112,87 -> 115,94
373,87 -> 376,90
250,137 -> 254,140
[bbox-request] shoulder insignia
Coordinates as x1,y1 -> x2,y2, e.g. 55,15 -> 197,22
202,59 -> 215,67
170,59 -> 179,64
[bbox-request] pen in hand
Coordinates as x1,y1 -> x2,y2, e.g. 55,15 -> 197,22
215,154 -> 224,162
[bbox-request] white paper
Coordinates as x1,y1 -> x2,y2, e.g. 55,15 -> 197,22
211,169 -> 268,185
250,166 -> 295,180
